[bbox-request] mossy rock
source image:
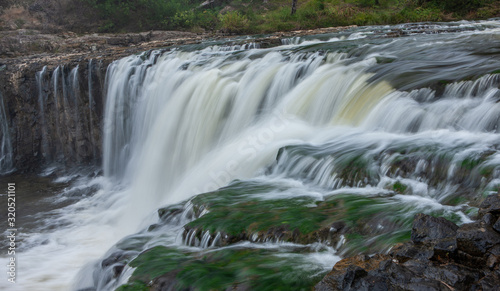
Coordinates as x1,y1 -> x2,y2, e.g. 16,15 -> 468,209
120,245 -> 327,291
185,180 -> 344,246
182,180 -> 446,254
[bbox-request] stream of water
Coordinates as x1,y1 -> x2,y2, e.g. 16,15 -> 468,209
1,19 -> 500,290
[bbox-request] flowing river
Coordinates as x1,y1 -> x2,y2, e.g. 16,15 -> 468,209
1,19 -> 500,290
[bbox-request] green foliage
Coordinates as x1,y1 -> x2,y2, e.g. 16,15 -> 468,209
219,11 -> 249,33
194,10 -> 220,31
410,0 -> 489,13
83,0 -> 189,31
80,0 -> 495,34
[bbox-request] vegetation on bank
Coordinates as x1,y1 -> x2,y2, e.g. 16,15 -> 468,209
79,0 -> 500,33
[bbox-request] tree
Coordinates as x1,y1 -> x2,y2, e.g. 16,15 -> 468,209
291,0 -> 297,15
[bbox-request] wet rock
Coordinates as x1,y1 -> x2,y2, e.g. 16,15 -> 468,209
454,250 -> 487,269
456,222 -> 500,256
112,265 -> 125,277
478,272 -> 500,290
101,251 -> 136,268
330,221 -> 346,233
479,193 -> 500,217
411,213 -> 458,244
493,217 -> 500,232
433,237 -> 457,256
487,254 -> 499,269
483,212 -> 496,226
316,195 -> 500,290
488,244 -> 500,256
391,243 -> 434,262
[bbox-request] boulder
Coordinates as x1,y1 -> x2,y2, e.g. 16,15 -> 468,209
479,194 -> 500,217
456,223 -> 500,257
410,213 -> 458,244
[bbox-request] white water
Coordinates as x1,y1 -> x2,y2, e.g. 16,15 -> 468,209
1,20 -> 500,290
0,91 -> 13,173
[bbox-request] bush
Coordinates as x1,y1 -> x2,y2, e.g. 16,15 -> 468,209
413,0 -> 488,13
83,0 -> 187,31
194,10 -> 220,31
219,11 -> 249,33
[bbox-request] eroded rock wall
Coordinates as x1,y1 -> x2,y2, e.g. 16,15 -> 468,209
0,56 -> 109,172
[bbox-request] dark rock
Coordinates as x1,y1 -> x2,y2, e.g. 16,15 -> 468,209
487,254 -> 499,269
316,212 -> 500,291
493,217 -> 500,233
411,213 -> 458,244
433,237 -> 457,257
478,272 -> 500,291
454,250 -> 487,269
391,242 -> 434,262
330,221 -> 346,233
340,266 -> 368,289
488,244 -> 500,256
112,264 -> 124,277
479,194 -> 500,217
101,251 -> 136,268
482,213 -> 495,226
457,222 -> 500,257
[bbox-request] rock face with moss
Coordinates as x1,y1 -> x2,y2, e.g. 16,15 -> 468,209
172,180 -> 417,255
315,193 -> 500,290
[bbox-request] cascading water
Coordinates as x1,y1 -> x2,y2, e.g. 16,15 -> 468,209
37,66 -> 51,161
0,91 -> 13,173
2,20 -> 500,291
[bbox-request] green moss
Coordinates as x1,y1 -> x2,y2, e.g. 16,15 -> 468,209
128,246 -> 189,283
115,235 -> 153,251
393,181 -> 408,194
446,196 -> 468,206
124,246 -> 327,290
461,157 -> 482,170
115,281 -> 149,291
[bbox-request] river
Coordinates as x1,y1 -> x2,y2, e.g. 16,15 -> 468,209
1,19 -> 500,290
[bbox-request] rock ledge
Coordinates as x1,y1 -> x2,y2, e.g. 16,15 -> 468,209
316,193 -> 500,291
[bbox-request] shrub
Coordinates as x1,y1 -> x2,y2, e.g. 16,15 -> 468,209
412,0 -> 488,13
219,11 -> 249,33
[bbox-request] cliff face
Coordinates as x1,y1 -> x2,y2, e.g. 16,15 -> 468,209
0,31 -> 172,172
0,55 -> 108,172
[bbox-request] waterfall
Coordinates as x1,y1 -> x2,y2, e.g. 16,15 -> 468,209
33,63 -> 102,168
37,66 -> 51,161
0,91 -> 13,173
88,60 -> 97,161
3,20 -> 500,291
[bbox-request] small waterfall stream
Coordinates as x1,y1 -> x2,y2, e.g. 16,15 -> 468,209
0,91 -> 13,173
